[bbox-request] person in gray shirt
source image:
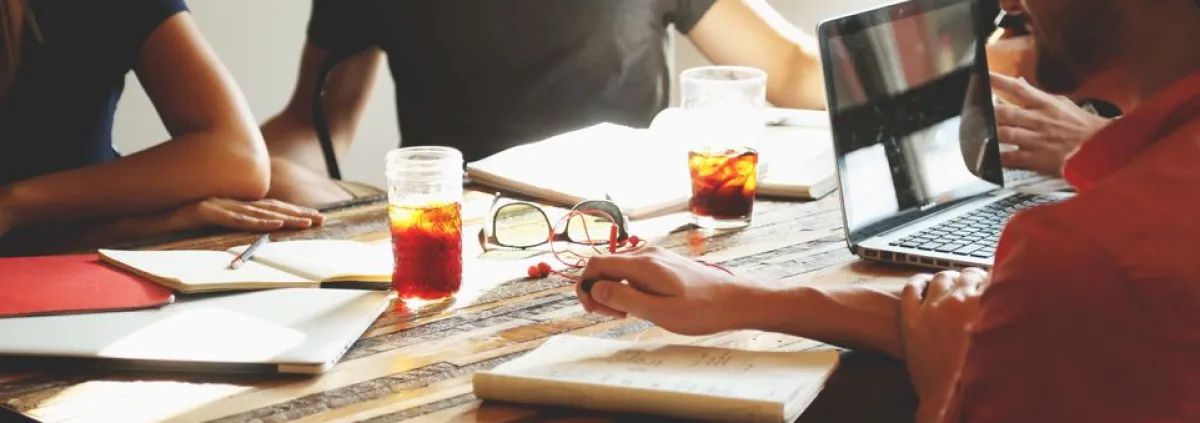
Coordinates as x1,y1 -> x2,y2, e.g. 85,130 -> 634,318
263,0 -> 827,207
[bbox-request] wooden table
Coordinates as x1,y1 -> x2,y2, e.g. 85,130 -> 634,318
0,175 -> 1068,423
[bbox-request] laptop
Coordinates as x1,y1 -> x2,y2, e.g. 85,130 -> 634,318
0,288 -> 392,375
815,0 -> 1072,270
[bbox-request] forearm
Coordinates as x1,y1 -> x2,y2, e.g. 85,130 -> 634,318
261,112 -> 328,174
2,129 -> 268,228
769,46 -> 827,110
743,282 -> 905,359
261,44 -> 382,175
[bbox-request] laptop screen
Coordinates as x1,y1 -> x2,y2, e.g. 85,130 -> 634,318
819,0 -> 1004,246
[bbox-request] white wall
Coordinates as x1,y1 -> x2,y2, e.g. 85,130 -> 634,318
113,0 -> 885,189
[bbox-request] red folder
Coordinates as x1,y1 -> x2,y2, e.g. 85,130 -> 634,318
0,254 -> 174,318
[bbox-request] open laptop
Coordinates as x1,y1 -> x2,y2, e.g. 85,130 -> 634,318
0,288 -> 392,375
815,0 -> 1072,270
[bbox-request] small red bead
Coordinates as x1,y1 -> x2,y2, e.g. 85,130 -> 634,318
527,265 -> 542,278
629,235 -> 641,246
537,262 -> 552,274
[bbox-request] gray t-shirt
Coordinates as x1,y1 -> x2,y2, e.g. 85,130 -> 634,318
309,0 -> 717,162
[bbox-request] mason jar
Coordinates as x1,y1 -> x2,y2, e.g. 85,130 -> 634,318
385,146 -> 464,303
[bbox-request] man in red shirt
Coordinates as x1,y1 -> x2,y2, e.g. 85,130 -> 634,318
576,0 -> 1200,422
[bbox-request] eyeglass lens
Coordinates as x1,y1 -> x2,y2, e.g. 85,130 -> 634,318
566,201 -> 625,244
493,203 -> 551,248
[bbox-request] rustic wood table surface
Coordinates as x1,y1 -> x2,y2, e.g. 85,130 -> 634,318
0,173 -> 1067,423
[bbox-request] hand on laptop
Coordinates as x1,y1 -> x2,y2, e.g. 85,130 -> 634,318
901,269 -> 987,423
576,246 -> 762,336
991,73 -> 1111,177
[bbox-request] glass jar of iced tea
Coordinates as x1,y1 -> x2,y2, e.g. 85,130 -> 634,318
385,146 -> 464,304
680,66 -> 767,229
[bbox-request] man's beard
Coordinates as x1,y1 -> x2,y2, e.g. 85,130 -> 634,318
1027,4 -> 1122,96
1032,42 -> 1086,95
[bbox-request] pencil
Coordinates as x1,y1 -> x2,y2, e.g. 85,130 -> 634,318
228,234 -> 270,269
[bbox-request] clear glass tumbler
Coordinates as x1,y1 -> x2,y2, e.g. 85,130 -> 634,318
385,146 -> 464,304
679,66 -> 767,229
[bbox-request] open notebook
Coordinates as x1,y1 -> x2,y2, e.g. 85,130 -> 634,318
98,240 -> 393,294
465,108 -> 836,220
473,335 -> 839,423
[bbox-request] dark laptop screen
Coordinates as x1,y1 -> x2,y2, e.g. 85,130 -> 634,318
819,0 -> 1004,246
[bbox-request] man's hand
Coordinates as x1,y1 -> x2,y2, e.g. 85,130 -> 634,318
137,198 -> 326,235
901,269 -> 987,423
576,246 -> 764,336
991,73 -> 1111,176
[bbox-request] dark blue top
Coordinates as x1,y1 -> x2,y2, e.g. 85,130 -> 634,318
0,0 -> 189,187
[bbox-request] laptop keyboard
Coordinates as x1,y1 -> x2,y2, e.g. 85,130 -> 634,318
888,193 -> 1060,259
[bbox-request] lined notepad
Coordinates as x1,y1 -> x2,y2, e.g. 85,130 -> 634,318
473,335 -> 839,423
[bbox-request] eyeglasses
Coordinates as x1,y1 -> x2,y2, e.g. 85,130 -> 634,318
480,193 -> 631,251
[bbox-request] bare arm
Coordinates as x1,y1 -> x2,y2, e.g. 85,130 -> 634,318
0,13 -> 269,229
576,247 -> 906,360
749,282 -> 906,359
260,42 -> 383,175
686,0 -> 826,110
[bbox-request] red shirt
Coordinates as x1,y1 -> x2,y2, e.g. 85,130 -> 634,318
954,71 -> 1200,423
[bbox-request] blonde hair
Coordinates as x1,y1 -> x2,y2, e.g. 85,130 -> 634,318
0,0 -> 27,103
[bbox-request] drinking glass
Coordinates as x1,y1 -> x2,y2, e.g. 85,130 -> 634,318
386,146 -> 464,303
680,66 -> 767,229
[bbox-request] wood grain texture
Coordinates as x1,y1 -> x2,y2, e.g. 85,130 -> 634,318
0,175 -> 1065,423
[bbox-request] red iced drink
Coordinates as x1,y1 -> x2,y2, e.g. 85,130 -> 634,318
389,202 -> 463,302
688,148 -> 759,222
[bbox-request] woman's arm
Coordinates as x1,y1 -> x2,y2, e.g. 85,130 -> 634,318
0,12 -> 269,231
686,0 -> 826,110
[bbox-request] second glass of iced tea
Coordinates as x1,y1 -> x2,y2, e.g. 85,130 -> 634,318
680,66 -> 767,229
386,146 -> 464,304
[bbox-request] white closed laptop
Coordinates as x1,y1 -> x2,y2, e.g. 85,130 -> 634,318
0,288 -> 392,374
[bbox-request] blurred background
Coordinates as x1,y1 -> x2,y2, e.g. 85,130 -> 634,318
112,0 -> 885,188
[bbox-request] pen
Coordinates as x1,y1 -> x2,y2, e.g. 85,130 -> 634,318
228,234 -> 270,270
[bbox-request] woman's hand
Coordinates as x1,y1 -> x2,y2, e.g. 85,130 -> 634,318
147,198 -> 325,234
0,198 -> 324,255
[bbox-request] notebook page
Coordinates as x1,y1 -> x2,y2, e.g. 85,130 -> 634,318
97,250 -> 312,290
226,240 -> 392,283
489,335 -> 838,404
465,123 -> 692,219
